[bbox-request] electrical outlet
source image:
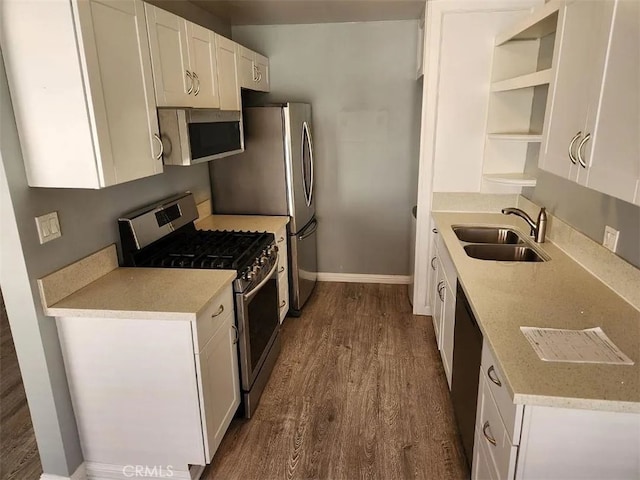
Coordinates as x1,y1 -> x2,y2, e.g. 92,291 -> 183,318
35,212 -> 62,244
603,226 -> 619,252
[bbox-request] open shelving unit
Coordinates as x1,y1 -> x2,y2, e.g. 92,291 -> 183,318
481,0 -> 562,193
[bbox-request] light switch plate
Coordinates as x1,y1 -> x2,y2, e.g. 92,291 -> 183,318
603,226 -> 619,252
36,212 -> 61,244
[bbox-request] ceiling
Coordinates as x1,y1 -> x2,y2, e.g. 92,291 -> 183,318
191,0 -> 426,26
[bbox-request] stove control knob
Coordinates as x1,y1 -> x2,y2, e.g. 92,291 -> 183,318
252,265 -> 261,275
260,255 -> 269,266
242,268 -> 253,281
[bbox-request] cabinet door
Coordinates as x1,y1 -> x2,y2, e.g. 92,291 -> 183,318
76,0 -> 163,186
215,34 -> 241,111
145,4 -> 191,107
187,22 -> 220,108
578,0 -> 639,204
433,260 -> 446,349
237,45 -> 256,88
540,0 -> 605,181
197,315 -> 240,462
254,53 -> 270,92
441,280 -> 456,390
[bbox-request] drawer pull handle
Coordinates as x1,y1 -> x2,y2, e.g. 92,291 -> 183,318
432,228 -> 438,234
482,421 -> 497,446
278,266 -> 285,274
430,256 -> 437,270
487,365 -> 502,387
278,236 -> 285,243
211,305 -> 224,318
231,325 -> 239,344
280,300 -> 287,309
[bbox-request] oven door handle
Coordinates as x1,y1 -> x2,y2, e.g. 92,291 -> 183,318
243,257 -> 279,302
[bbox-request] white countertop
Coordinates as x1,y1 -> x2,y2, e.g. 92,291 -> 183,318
433,212 -> 640,413
196,214 -> 289,234
46,268 -> 236,321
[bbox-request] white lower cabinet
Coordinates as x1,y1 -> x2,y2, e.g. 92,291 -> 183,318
55,285 -> 239,471
431,228 -> 457,390
195,309 -> 240,462
472,340 -> 640,480
276,226 -> 289,323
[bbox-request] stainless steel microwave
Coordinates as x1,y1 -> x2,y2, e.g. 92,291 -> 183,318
158,108 -> 244,166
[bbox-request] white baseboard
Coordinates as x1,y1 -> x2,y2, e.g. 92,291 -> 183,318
41,463 -> 87,480
317,273 -> 411,285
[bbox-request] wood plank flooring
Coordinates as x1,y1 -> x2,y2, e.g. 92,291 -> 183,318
204,283 -> 468,480
0,292 -> 42,480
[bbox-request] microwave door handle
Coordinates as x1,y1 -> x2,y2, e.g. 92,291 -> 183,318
243,258 -> 279,302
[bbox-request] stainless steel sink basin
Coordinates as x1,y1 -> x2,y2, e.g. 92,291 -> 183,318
463,244 -> 547,262
453,226 -> 525,244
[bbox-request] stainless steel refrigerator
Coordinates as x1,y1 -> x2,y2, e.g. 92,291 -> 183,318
209,103 -> 317,314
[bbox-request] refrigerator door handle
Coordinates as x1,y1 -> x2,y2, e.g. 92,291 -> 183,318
298,218 -> 318,241
301,121 -> 314,207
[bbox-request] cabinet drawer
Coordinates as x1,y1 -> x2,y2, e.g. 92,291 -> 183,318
278,271 -> 289,323
481,342 -> 523,444
435,233 -> 457,289
194,285 -> 234,352
476,375 -> 519,480
472,426 -> 499,480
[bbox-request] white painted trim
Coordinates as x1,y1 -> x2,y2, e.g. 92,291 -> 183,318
317,273 -> 411,285
41,463 -> 87,480
82,462 -> 197,480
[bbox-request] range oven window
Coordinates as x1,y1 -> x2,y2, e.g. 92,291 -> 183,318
188,121 -> 241,159
246,277 -> 279,371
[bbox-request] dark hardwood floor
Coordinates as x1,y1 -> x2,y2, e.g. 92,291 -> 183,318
0,292 -> 42,480
205,282 -> 468,480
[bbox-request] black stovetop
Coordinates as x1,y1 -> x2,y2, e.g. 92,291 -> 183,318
128,226 -> 274,272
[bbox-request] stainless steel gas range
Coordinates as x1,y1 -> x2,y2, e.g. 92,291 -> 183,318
118,192 -> 280,418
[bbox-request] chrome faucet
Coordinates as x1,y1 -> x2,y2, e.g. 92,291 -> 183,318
501,207 -> 547,243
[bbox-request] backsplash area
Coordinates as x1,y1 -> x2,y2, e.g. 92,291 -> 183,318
523,170 -> 640,269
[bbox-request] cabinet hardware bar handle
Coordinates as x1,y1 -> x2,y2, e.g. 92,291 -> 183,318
211,305 -> 224,318
193,72 -> 200,96
231,324 -> 239,344
482,421 -> 497,446
153,134 -> 163,160
278,266 -> 285,274
432,228 -> 438,234
431,257 -> 437,270
577,133 -> 591,168
568,131 -> 581,165
278,236 -> 284,243
437,282 -> 445,301
280,300 -> 286,309
186,70 -> 193,94
487,365 -> 502,387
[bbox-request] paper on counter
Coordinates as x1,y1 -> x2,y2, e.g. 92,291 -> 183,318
520,326 -> 634,365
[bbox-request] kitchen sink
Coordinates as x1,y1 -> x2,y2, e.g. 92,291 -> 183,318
463,244 -> 547,262
453,226 -> 525,244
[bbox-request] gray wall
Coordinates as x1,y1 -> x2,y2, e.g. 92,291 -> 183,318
232,21 -> 422,275
522,173 -> 640,268
0,1 -> 226,474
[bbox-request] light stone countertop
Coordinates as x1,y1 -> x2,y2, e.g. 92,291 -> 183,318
46,268 -> 236,321
196,214 -> 289,234
433,212 -> 640,413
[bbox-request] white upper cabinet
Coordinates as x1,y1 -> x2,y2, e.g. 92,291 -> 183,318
215,34 -> 241,111
2,0 -> 163,189
146,4 -> 220,108
541,0 -> 639,204
237,45 -> 270,93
